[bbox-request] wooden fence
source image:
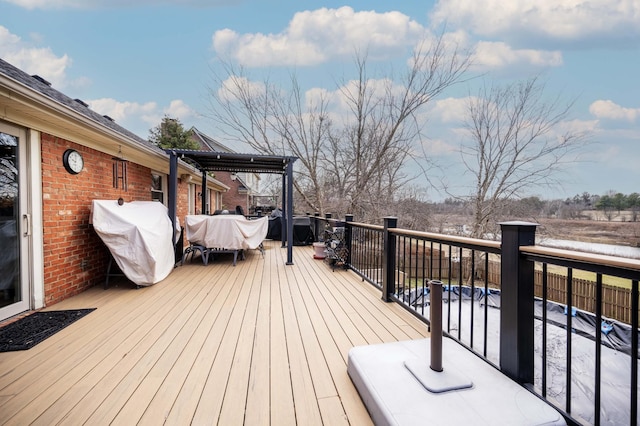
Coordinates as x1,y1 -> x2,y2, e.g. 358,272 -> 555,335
532,271 -> 636,325
394,255 -> 636,324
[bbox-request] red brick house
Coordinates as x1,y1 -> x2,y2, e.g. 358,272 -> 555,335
0,59 -> 228,322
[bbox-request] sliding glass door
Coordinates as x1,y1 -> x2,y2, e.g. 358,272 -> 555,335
0,121 -> 30,320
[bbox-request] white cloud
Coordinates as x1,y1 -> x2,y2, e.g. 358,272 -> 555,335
556,118 -> 600,136
422,137 -> 458,155
0,25 -> 20,45
217,76 -> 266,102
430,0 -> 640,45
319,77 -> 410,124
213,29 -> 325,67
304,87 -> 332,110
407,28 -> 563,73
212,6 -> 425,67
473,41 -> 563,69
88,98 -> 157,123
431,97 -> 471,124
211,29 -> 238,54
164,99 -> 195,121
0,25 -> 73,88
589,100 -> 640,122
87,97 -> 196,137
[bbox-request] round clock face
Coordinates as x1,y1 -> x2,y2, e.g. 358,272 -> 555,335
63,149 -> 84,174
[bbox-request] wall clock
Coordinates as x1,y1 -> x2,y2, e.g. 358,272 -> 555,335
63,149 -> 84,174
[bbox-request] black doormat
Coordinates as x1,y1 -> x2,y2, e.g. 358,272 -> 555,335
0,308 -> 96,352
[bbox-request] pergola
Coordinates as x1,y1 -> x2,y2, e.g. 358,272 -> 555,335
165,149 -> 298,265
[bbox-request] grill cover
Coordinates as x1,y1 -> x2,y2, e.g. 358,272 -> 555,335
91,200 -> 178,286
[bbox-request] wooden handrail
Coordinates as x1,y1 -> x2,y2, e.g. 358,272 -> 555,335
348,221 -> 383,231
388,228 -> 501,252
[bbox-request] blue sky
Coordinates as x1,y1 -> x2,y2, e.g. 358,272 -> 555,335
1,0 -> 639,201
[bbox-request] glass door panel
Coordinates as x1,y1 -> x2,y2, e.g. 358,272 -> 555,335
0,122 -> 29,319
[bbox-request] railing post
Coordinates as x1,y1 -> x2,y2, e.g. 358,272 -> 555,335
323,213 -> 332,241
344,214 -> 353,267
382,217 -> 398,302
313,212 -> 320,242
499,221 -> 538,384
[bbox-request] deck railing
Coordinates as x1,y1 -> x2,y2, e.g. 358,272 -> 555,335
310,214 -> 639,426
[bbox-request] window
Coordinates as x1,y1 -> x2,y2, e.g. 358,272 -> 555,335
151,173 -> 164,203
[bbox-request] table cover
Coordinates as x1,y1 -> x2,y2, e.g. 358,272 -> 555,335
185,215 -> 268,250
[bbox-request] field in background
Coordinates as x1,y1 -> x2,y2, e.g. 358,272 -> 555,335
538,217 -> 640,247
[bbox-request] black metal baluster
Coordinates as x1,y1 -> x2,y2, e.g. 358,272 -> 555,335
378,229 -> 383,289
457,246 -> 463,340
542,263 -> 548,399
483,254 -> 489,358
594,273 -> 602,426
401,236 -> 407,304
470,249 -> 476,348
566,268 -> 573,415
631,279 -> 638,426
421,240 -> 426,317
445,244 -> 451,332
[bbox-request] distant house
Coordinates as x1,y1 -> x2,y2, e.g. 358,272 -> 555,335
0,59 -> 228,322
188,127 -> 262,213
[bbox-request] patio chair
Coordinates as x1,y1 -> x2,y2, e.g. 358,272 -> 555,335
181,244 -> 210,265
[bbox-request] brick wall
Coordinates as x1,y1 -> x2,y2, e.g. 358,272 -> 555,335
176,178 -> 190,218
41,133 -> 154,305
216,172 -> 249,213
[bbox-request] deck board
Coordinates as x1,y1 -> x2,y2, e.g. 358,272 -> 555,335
243,255 -> 272,426
268,247 -> 297,426
0,241 -> 428,425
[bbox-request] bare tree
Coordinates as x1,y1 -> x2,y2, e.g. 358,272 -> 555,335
328,38 -> 471,220
0,133 -> 18,203
206,33 -> 471,221
206,63 -> 332,213
460,76 -> 589,239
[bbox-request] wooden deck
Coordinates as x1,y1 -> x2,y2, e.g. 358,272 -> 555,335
0,241 -> 427,425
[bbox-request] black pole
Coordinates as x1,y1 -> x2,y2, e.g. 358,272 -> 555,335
285,161 -> 294,265
201,170 -> 207,214
429,279 -> 444,372
168,152 -> 178,247
281,173 -> 286,248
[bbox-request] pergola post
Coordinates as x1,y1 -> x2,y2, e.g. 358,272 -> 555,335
201,170 -> 207,214
281,173 -> 287,248
285,161 -> 294,265
168,151 -> 178,247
